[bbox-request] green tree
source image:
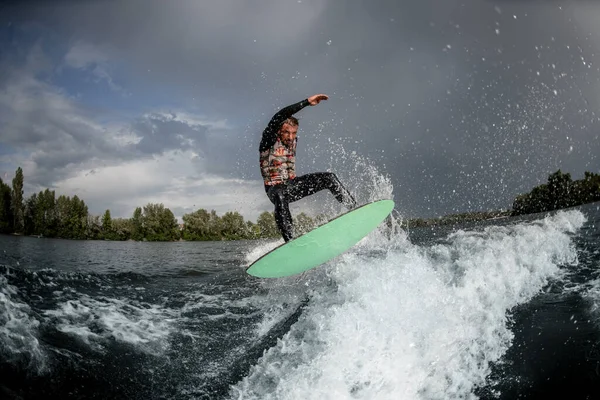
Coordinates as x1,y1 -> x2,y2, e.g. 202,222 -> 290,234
142,203 -> 179,241
23,189 -> 57,236
55,195 -> 72,238
40,189 -> 58,236
86,215 -> 102,239
246,220 -> 257,239
50,194 -> 85,239
207,210 -> 222,239
0,178 -> 13,233
131,207 -> 144,241
11,167 -> 24,233
577,172 -> 600,204
63,195 -> 88,239
547,170 -> 574,209
512,170 -> 600,216
256,211 -> 279,238
23,193 -> 37,235
182,208 -> 212,240
111,218 -> 133,240
102,209 -> 114,239
221,211 -> 246,240
294,212 -> 315,236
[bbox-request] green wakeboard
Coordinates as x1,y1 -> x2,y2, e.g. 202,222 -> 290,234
246,199 -> 395,278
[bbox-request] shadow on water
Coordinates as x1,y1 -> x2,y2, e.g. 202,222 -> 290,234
0,293 -> 310,400
477,292 -> 600,399
0,339 -> 161,400
191,295 -> 310,400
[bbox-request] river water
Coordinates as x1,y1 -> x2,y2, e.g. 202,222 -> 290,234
1,202 -> 600,399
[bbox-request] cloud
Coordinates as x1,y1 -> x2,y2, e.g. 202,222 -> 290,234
2,0 -> 600,220
63,41 -> 127,95
0,42 -> 268,221
0,65 -> 129,186
55,149 -> 271,220
4,0 -> 327,108
64,41 -> 109,69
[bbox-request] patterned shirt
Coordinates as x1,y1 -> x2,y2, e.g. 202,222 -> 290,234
259,99 -> 309,188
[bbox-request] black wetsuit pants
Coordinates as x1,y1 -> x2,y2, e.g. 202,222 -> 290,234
266,172 -> 357,242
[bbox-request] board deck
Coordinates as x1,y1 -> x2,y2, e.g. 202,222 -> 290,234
246,199 -> 395,278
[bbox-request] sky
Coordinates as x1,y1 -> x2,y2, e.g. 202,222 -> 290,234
1,0 -> 599,222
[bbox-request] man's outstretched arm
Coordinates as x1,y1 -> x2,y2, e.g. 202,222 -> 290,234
259,94 -> 329,152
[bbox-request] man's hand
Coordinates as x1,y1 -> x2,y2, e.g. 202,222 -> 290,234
307,94 -> 329,106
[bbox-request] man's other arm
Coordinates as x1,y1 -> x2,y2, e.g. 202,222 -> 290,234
259,99 -> 310,152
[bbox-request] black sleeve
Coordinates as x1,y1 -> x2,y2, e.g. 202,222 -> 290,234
259,99 -> 310,152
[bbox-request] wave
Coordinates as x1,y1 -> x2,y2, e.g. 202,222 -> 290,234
232,209 -> 584,399
0,273 -> 47,374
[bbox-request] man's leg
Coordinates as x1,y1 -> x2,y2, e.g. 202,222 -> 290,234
267,173 -> 357,242
287,172 -> 357,208
267,184 -> 294,242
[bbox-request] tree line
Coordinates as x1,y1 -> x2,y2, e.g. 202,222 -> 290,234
511,170 -> 600,216
1,167 -> 599,240
402,170 -> 600,228
402,169 -> 600,228
0,167 -> 321,241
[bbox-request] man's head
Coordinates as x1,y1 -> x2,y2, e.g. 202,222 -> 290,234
278,117 -> 299,148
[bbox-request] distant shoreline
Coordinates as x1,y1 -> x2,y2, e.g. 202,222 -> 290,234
2,167 -> 598,242
0,204 -> 580,242
401,210 -> 512,229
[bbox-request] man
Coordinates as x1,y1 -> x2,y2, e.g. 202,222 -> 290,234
259,94 -> 357,242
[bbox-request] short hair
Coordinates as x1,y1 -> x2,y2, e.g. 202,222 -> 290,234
282,117 -> 299,127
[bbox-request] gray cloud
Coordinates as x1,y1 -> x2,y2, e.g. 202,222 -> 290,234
0,59 -> 240,195
2,0 -> 600,219
132,114 -> 208,155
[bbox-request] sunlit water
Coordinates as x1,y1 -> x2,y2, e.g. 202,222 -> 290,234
1,202 -> 600,399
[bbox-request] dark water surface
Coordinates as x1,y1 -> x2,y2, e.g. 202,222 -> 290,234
1,202 -> 600,399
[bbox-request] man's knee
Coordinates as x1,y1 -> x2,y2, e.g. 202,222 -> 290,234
321,172 -> 338,184
325,172 -> 343,189
268,186 -> 287,205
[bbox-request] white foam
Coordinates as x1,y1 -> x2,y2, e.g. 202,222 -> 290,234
231,209 -> 584,399
44,294 -> 177,354
244,239 -> 284,266
582,277 -> 600,325
0,273 -> 47,373
180,290 -> 264,322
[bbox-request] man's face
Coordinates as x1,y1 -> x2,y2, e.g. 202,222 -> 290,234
279,123 -> 298,148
